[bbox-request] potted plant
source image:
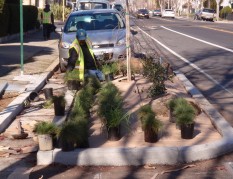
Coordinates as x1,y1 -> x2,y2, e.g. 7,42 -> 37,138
43,88 -> 53,100
34,121 -> 57,151
137,104 -> 154,130
174,100 -> 196,139
57,121 -> 84,151
168,98 -> 188,123
101,62 -> 118,81
53,95 -> 66,116
138,105 -> 163,143
64,70 -> 82,90
97,82 -> 129,141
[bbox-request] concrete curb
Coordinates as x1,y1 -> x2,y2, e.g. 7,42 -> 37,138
0,82 -> 8,96
37,71 -> 233,166
0,59 -> 59,133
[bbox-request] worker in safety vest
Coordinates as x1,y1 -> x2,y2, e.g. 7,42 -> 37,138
66,29 -> 104,81
41,4 -> 54,40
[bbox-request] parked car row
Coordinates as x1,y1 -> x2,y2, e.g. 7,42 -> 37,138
136,9 -> 175,19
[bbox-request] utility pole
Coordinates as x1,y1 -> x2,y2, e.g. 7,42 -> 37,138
20,0 -> 24,75
63,0 -> 65,22
216,0 -> 220,21
125,0 -> 131,82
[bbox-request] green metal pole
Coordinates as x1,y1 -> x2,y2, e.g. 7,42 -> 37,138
20,0 -> 24,75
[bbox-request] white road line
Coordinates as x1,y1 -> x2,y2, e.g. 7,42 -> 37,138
161,26 -> 233,53
137,26 -> 233,96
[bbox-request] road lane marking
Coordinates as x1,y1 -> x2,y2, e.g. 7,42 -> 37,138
137,26 -> 233,96
200,26 -> 233,35
161,26 -> 233,53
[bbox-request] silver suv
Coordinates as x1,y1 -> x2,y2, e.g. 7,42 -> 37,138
58,9 -> 126,72
194,8 -> 215,21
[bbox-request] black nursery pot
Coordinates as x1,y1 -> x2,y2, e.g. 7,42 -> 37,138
67,80 -> 81,90
53,98 -> 65,116
43,88 -> 53,100
61,141 -> 75,152
144,129 -> 159,143
180,123 -> 194,139
105,73 -> 114,81
107,126 -> 120,141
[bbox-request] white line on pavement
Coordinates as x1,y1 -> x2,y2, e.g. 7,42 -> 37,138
161,26 -> 233,53
137,26 -> 233,96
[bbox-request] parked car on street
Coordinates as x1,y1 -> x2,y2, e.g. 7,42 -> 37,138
161,9 -> 175,18
194,8 -> 215,21
136,9 -> 149,19
153,9 -> 161,17
75,0 -> 110,11
110,3 -> 125,16
58,9 -> 126,72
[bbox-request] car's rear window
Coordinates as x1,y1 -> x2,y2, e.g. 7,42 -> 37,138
78,2 -> 108,10
138,9 -> 148,13
203,9 -> 215,13
165,10 -> 173,12
65,12 -> 125,32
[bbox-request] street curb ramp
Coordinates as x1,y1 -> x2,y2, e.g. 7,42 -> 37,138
37,71 -> 233,166
0,59 -> 59,133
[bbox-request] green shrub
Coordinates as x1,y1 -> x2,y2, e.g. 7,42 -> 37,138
0,5 -> 9,37
137,104 -> 155,124
97,82 -> 129,130
141,113 -> 162,133
34,121 -> 57,135
168,98 -> 188,111
58,120 -> 86,145
50,3 -> 71,20
101,62 -> 118,75
174,101 -> 196,125
23,5 -> 38,31
0,0 -> 4,13
142,57 -> 167,97
220,6 -> 232,19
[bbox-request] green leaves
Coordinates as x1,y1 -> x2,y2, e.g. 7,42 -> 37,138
34,121 -> 57,135
142,57 -> 167,97
138,105 -> 162,133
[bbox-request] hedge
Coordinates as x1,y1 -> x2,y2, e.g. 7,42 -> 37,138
220,6 -> 232,19
0,4 -> 38,37
0,6 -> 9,37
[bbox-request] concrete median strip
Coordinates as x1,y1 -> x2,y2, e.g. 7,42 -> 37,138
0,59 -> 59,133
37,70 -> 233,166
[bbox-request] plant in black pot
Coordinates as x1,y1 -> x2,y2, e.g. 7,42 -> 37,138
64,70 -> 82,90
101,62 -> 118,81
168,98 -> 188,123
174,100 -> 196,139
52,95 -> 66,116
137,104 -> 154,130
138,105 -> 163,143
97,82 -> 129,141
57,120 -> 83,151
34,121 -> 58,151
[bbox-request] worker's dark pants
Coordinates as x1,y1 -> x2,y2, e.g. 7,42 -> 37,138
42,23 -> 51,40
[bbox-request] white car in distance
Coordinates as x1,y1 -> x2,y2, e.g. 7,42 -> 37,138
162,9 -> 175,18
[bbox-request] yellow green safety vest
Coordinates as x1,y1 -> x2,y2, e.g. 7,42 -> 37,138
42,11 -> 52,24
69,38 -> 97,81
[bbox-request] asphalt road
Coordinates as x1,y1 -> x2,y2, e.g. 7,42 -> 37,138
132,16 -> 233,127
